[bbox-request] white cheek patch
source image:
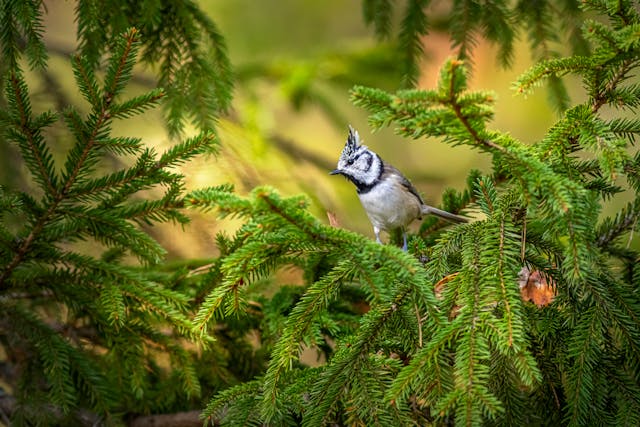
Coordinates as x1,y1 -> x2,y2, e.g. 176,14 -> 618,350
359,154 -> 381,185
334,143 -> 383,189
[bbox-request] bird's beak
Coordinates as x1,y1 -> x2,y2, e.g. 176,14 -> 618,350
329,169 -> 341,175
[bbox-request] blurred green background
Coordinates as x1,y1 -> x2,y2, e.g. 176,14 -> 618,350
9,0 -> 569,260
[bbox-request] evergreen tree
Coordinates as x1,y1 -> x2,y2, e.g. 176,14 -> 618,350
0,1 -> 236,425
2,0 -> 640,426
0,25 -> 216,424
195,1 -> 640,426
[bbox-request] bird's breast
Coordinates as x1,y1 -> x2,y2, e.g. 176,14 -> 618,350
358,178 -> 421,231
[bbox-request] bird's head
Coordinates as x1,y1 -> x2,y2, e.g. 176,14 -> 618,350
330,126 -> 381,187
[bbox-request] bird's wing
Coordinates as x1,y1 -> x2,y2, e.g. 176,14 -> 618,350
383,161 -> 467,223
382,162 -> 425,205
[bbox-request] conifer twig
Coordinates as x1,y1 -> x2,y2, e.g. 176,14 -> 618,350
0,30 -> 139,289
446,61 -> 506,154
414,302 -> 423,348
7,72 -> 58,196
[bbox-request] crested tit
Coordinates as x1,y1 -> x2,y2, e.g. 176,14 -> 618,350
330,126 -> 467,250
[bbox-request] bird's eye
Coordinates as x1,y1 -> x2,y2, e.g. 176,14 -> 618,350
347,158 -> 354,165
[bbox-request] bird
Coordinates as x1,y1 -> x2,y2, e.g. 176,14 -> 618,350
330,126 -> 467,251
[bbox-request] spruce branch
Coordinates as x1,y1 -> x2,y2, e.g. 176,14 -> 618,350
398,0 -> 429,87
0,0 -> 48,71
0,29 -> 141,288
68,0 -> 234,135
1,301 -> 115,414
362,0 -> 394,40
440,59 -> 505,153
304,285 -> 415,426
5,71 -> 59,196
449,0 -> 479,64
591,58 -> 637,113
61,29 -> 141,191
514,56 -> 592,96
260,261 -> 357,416
201,379 -> 263,425
565,306 -> 604,426
71,53 -> 101,107
495,212 -> 516,348
387,316 -> 461,404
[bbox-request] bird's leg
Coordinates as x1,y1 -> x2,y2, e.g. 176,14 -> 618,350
402,231 -> 408,252
374,226 -> 382,244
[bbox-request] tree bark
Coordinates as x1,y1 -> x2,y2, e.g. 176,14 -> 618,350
0,395 -> 203,427
128,410 -> 202,427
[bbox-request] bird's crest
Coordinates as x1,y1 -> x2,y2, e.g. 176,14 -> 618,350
341,125 -> 362,158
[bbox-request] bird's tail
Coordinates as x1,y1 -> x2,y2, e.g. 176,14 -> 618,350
421,205 -> 468,223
